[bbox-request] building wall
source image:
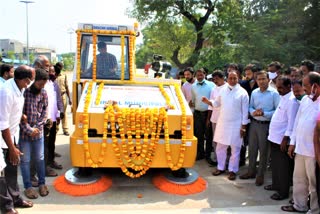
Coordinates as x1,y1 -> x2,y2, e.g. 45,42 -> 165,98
0,39 -> 56,62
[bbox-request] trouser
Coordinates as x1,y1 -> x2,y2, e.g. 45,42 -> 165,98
216,143 -> 241,173
248,120 -> 269,177
240,123 -> 250,164
211,123 -> 217,162
31,121 -> 57,177
19,137 -> 46,189
194,110 -> 212,159
47,121 -> 57,165
270,141 -> 294,197
57,94 -> 68,133
0,149 -> 23,212
316,164 -> 320,208
293,154 -> 319,214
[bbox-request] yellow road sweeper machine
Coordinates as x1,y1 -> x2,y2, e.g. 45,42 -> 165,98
67,23 -> 199,185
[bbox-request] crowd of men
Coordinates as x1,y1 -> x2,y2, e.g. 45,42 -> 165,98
182,60 -> 320,213
0,57 -> 319,213
0,56 -> 71,214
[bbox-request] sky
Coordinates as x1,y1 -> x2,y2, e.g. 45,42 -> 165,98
0,0 -> 140,54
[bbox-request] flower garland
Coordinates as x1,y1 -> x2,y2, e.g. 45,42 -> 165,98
121,35 -> 125,80
92,34 -> 97,81
76,28 -> 137,82
76,31 -> 81,83
129,36 -> 134,80
82,81 -> 108,167
103,104 -> 164,178
159,84 -> 175,109
95,82 -> 104,105
164,84 -> 187,170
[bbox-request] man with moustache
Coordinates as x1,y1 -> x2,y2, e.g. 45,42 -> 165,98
264,76 -> 298,201
191,68 -> 215,161
19,68 -> 49,199
240,70 -> 280,186
0,65 -> 33,214
181,67 -> 195,112
204,70 -> 227,166
282,72 -> 320,213
203,71 -> 249,180
0,64 -> 14,83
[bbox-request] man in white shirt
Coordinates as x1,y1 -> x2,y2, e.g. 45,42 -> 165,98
268,61 -> 282,89
0,65 -> 34,214
181,67 -> 195,112
264,76 -> 299,201
0,64 -> 15,174
202,71 -> 249,180
206,70 -> 226,166
282,72 -> 320,213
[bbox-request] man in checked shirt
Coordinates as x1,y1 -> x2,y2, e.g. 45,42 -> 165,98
19,68 -> 49,199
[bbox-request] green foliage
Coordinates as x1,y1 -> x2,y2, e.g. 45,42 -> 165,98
29,53 -> 35,65
131,0 -> 320,70
60,53 -> 75,71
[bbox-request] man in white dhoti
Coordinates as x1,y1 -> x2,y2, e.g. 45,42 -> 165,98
202,71 -> 249,180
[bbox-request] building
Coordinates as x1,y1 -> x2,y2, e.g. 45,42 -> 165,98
0,39 -> 57,63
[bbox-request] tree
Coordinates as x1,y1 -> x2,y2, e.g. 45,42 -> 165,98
131,0 -> 218,69
131,0 -> 320,70
60,53 -> 75,71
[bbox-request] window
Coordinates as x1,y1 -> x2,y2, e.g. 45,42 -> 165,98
80,35 -> 129,80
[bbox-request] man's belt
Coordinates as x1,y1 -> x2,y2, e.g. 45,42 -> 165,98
252,118 -> 270,124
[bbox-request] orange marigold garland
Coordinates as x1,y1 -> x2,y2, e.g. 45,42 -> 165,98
159,84 -> 175,109
83,81 -> 108,168
95,82 -> 104,105
102,103 -> 165,178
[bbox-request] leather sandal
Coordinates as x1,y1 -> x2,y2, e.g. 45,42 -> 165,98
264,184 -> 276,191
270,192 -> 287,200
289,198 -> 294,205
212,169 -> 225,176
46,167 -> 58,177
24,187 -> 38,199
50,161 -> 63,170
228,172 -> 236,180
281,205 -> 305,212
14,200 -> 33,208
39,185 -> 49,197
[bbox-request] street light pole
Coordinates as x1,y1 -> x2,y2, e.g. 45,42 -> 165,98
20,0 -> 34,65
67,28 -> 74,53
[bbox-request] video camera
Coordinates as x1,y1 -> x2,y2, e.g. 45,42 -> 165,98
151,54 -> 172,78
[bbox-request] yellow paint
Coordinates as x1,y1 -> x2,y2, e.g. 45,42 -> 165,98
71,23 -> 197,174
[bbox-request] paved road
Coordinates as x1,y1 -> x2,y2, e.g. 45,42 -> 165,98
17,72 -> 289,213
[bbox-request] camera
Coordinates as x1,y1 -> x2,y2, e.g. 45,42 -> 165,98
153,54 -> 163,61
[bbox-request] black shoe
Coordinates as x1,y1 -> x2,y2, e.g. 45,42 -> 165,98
206,158 -> 217,167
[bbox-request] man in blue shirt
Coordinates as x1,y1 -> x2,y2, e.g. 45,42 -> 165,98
240,70 -> 280,186
191,68 -> 215,163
